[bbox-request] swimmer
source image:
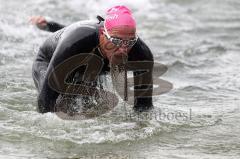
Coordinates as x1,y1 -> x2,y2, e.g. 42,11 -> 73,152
31,6 -> 154,113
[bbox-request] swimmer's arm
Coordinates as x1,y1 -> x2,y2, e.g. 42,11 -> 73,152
37,29 -> 87,113
133,69 -> 154,112
131,39 -> 154,112
45,21 -> 65,32
29,16 -> 65,32
37,42 -> 71,113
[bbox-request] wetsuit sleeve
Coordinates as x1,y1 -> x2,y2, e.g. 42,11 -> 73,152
37,26 -> 97,113
37,35 -> 78,113
129,38 -> 154,111
45,21 -> 65,32
36,40 -> 69,113
37,20 -> 65,32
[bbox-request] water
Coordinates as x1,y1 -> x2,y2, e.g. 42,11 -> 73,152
1,0 -> 240,158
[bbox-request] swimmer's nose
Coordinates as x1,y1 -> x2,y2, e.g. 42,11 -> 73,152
118,46 -> 129,56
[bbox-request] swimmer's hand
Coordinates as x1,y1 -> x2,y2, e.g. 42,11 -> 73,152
29,16 -> 65,32
29,16 -> 48,30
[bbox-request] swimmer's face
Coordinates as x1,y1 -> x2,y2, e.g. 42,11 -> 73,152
100,26 -> 137,65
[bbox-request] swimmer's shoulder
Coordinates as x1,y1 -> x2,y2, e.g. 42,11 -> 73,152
59,20 -> 101,45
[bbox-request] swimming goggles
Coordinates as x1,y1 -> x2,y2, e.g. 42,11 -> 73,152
103,23 -> 138,48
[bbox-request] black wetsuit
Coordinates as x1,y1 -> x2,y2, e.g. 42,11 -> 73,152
32,18 -> 154,113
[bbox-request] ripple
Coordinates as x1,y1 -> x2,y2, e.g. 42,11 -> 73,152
0,0 -> 240,158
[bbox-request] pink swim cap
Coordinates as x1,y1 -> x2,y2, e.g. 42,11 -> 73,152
104,5 -> 136,31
